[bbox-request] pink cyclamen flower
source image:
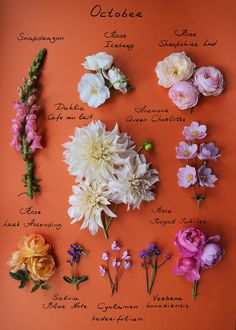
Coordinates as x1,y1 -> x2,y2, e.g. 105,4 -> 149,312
176,141 -> 198,159
198,165 -> 217,188
200,243 -> 225,268
124,261 -> 132,270
198,142 -> 220,161
122,251 -> 131,260
175,227 -> 207,258
111,241 -> 120,251
174,256 -> 201,282
182,122 -> 207,141
99,265 -> 106,276
102,253 -> 109,261
112,258 -> 121,268
193,66 -> 225,96
177,165 -> 197,188
168,81 -> 199,110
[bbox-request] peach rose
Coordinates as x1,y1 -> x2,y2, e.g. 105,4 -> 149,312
7,250 -> 27,273
18,234 -> 50,258
28,255 -> 55,281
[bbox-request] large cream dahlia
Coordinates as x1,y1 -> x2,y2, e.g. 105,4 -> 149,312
63,120 -> 135,182
68,181 -> 116,235
109,153 -> 159,210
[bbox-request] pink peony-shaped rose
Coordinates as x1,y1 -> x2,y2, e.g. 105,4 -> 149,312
193,66 -> 225,96
175,227 -> 207,257
174,256 -> 200,282
200,243 -> 225,268
168,81 -> 199,110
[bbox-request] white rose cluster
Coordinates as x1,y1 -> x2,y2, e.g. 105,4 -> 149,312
63,120 -> 159,236
78,51 -> 132,108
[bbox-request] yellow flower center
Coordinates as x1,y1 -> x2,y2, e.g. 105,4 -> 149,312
90,89 -> 97,94
178,92 -> 185,98
89,142 -> 111,163
187,174 -> 193,182
183,150 -> 190,156
191,131 -> 199,137
87,187 -> 101,206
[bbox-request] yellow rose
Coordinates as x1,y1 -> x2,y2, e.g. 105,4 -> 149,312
7,250 -> 26,273
18,234 -> 50,258
28,255 -> 55,281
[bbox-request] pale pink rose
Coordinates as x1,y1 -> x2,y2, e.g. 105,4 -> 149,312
200,243 -> 225,268
193,66 -> 225,96
169,81 -> 199,110
175,227 -> 207,257
174,256 -> 201,282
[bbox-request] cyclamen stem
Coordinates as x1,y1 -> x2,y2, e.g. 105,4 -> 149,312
192,280 -> 199,300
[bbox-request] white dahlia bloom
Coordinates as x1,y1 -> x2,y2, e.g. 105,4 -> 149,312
109,153 -> 159,210
107,67 -> 128,94
82,51 -> 113,71
68,181 -> 116,235
78,73 -> 110,108
63,120 -> 135,182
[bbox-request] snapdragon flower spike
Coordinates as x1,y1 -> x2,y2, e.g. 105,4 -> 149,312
139,242 -> 170,295
10,49 -> 47,200
176,122 -> 221,208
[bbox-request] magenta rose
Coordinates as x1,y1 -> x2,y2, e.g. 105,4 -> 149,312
168,81 -> 199,110
200,243 -> 225,268
175,227 -> 207,257
193,66 -> 225,96
174,256 -> 200,282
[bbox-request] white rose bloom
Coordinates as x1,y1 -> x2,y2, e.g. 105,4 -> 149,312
68,181 -> 116,235
82,51 -> 113,71
109,153 -> 159,210
107,67 -> 128,94
155,52 -> 196,88
63,120 -> 135,182
78,73 -> 110,108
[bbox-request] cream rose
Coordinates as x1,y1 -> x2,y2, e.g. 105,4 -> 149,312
7,250 -> 27,273
82,51 -> 113,71
28,255 -> 55,281
18,233 -> 50,258
107,67 -> 128,94
155,52 -> 196,88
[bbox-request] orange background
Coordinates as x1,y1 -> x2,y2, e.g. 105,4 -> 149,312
0,0 -> 236,329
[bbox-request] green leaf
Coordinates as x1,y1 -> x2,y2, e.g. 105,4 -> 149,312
63,276 -> 73,284
77,276 -> 88,284
41,284 -> 52,291
31,283 -> 41,293
18,278 -> 28,289
21,270 -> 29,279
9,271 -> 24,281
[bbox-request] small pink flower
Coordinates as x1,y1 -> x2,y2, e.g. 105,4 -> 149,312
194,66 -> 225,96
122,251 -> 131,260
29,135 -> 43,153
174,256 -> 201,282
112,258 -> 121,268
169,81 -> 199,110
177,165 -> 197,188
124,260 -> 132,270
200,243 -> 225,268
99,265 -> 106,276
111,241 -> 120,251
175,227 -> 207,258
102,253 -> 109,261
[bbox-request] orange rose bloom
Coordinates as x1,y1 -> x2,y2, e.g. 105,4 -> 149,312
18,234 -> 50,258
28,255 -> 55,281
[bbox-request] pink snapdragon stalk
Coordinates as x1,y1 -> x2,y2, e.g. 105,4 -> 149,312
10,49 -> 47,199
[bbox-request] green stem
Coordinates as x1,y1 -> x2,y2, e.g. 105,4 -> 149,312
144,261 -> 149,294
148,257 -> 157,295
102,220 -> 109,239
192,280 -> 199,300
22,134 -> 33,200
72,263 -> 78,289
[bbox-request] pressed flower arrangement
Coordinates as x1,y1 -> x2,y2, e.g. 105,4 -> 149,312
155,51 -> 225,112
63,243 -> 88,289
7,234 -> 55,292
174,227 -> 225,299
10,49 -> 47,199
176,121 -> 220,207
99,241 -> 132,296
63,120 -> 159,238
78,51 -> 133,108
